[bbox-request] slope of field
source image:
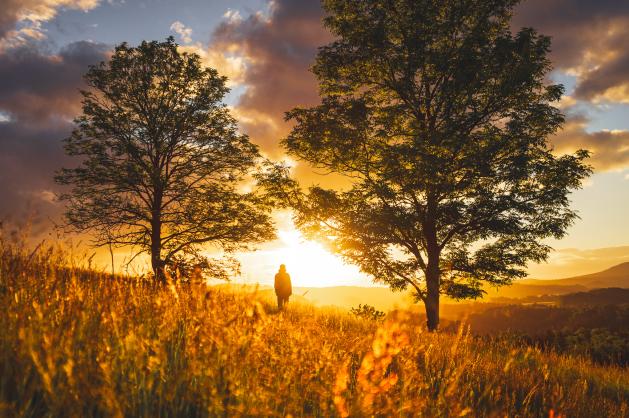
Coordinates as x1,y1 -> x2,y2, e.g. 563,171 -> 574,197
295,285 -> 413,310
1,241 -> 628,417
213,283 -> 413,311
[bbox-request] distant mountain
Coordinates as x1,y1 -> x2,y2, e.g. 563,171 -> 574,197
521,262 -> 629,289
483,263 -> 629,300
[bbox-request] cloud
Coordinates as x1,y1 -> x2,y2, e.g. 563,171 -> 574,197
0,0 -> 100,49
511,1 -> 629,171
551,115 -> 629,171
210,0 -> 331,157
170,21 -> 193,44
0,0 -> 106,235
0,119 -> 73,236
0,41 -> 109,124
574,54 -> 629,103
0,40 -> 109,234
4,0 -> 629,238
177,43 -> 246,87
222,9 -> 243,24
513,0 -> 629,102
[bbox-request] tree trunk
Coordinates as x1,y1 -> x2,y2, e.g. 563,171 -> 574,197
150,177 -> 165,281
424,210 -> 441,331
151,239 -> 164,282
151,247 -> 164,281
151,208 -> 164,282
424,263 -> 440,331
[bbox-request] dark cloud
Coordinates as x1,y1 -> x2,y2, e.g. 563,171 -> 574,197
0,120 -> 72,236
211,0 -> 330,156
574,53 -> 629,101
512,1 -> 629,169
0,41 -> 109,123
513,0 -> 629,101
0,40 -> 109,235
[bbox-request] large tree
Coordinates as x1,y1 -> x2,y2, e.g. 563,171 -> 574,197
274,0 -> 591,330
56,38 -> 275,280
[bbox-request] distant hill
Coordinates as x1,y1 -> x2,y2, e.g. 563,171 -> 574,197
483,283 -> 588,299
559,287 -> 629,307
521,262 -> 629,289
482,262 -> 629,300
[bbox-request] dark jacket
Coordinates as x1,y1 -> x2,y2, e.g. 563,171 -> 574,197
274,271 -> 292,298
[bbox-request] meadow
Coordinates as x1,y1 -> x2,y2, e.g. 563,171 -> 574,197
1,237 -> 628,417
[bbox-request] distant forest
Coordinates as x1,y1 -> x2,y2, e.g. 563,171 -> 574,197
461,288 -> 629,366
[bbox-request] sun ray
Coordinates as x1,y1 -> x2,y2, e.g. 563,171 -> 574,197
238,228 -> 370,288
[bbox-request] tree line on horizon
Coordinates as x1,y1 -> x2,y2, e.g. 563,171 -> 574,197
55,0 -> 591,331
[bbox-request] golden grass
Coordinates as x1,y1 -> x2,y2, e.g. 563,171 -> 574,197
0,239 -> 628,417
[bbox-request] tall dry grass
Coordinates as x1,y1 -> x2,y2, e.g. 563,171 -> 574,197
0,235 -> 627,417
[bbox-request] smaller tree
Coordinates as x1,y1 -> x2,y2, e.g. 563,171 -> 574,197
56,38 -> 275,280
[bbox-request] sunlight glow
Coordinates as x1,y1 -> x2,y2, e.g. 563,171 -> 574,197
238,228 -> 370,288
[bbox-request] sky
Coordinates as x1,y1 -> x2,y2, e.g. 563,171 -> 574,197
1,0 -> 629,286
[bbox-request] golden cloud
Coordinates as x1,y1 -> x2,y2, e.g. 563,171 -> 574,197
552,115 -> 629,171
0,0 -> 101,49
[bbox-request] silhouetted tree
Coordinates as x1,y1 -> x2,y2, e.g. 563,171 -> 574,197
266,0 -> 591,330
56,38 -> 275,280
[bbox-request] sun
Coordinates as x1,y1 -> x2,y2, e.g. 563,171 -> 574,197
238,228 -> 370,288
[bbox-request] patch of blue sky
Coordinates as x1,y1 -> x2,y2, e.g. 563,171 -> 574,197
224,84 -> 247,107
582,103 -> 629,133
551,71 -> 629,133
549,70 -> 577,96
41,0 -> 267,49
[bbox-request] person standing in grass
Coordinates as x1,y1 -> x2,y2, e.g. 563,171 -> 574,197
274,264 -> 292,309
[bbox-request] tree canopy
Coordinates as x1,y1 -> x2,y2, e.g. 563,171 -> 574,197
56,37 -> 275,280
270,0 -> 591,330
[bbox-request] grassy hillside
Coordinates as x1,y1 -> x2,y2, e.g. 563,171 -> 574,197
1,241 -> 628,417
